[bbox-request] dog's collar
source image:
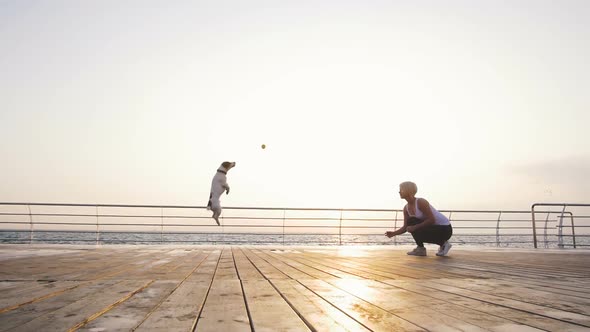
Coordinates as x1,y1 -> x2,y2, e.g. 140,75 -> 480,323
217,169 -> 227,175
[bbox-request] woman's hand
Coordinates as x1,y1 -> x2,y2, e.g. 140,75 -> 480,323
385,231 -> 395,238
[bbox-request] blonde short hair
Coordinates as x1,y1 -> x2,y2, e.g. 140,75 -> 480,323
399,181 -> 418,195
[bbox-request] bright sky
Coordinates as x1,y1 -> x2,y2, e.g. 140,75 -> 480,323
1,0 -> 589,211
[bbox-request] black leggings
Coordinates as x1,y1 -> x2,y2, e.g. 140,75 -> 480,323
408,217 -> 452,247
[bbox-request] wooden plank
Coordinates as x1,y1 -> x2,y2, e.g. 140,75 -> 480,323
430,260 -> 590,294
119,250 -> 196,280
448,252 -> 590,277
213,247 -> 239,280
288,257 -> 551,331
280,253 -> 395,281
0,281 -> 26,291
405,279 -> 590,328
0,281 -> 82,311
186,249 -> 222,282
10,279 -> 151,332
0,280 -> 119,331
253,249 -> 340,280
232,247 -> 264,280
2,245 -> 590,332
298,279 -> 426,331
350,255 -> 590,299
269,250 -> 368,280
0,249 -> 195,316
325,278 -> 506,332
133,281 -> 212,332
194,279 -> 251,332
0,249 -> 159,282
262,249 -> 590,332
160,250 -> 209,280
270,279 -> 370,332
77,280 -> 178,332
299,251 -> 590,323
240,248 -> 299,280
133,251 -> 222,331
241,279 -> 310,332
438,278 -> 590,315
0,281 -> 74,302
78,251 -> 210,331
382,279 -> 589,331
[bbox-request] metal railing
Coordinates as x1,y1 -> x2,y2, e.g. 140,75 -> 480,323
0,202 -> 588,247
531,203 -> 590,248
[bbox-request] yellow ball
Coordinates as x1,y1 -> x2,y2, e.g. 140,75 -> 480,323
261,144 -> 266,149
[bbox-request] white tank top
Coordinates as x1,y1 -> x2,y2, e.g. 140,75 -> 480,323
406,198 -> 450,226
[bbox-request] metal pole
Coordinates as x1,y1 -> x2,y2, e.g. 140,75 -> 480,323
339,209 -> 342,246
570,213 -> 577,249
96,205 -> 100,246
282,209 -> 286,246
496,211 -> 502,247
558,205 -> 566,248
531,204 -> 538,249
28,204 -> 33,244
543,212 -> 551,249
393,210 -> 398,246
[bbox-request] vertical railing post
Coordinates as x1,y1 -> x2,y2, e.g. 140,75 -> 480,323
339,209 -> 343,246
448,211 -> 453,227
96,205 -> 100,246
558,205 -> 566,248
531,204 -> 538,249
160,207 -> 164,244
496,211 -> 502,247
569,213 -> 577,249
393,210 -> 398,246
282,209 -> 286,246
28,204 -> 33,244
543,212 -> 551,249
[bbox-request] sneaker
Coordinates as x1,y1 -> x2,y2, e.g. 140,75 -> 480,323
407,246 -> 427,256
436,241 -> 452,256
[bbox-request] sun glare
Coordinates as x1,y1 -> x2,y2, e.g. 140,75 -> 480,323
337,246 -> 369,258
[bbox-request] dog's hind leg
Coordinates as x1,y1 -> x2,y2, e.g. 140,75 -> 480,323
206,192 -> 213,211
210,198 -> 222,225
212,208 -> 221,225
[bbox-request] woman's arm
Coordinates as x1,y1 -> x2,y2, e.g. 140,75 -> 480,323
385,207 -> 409,237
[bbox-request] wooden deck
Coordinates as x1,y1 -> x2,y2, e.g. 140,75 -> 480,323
0,245 -> 589,331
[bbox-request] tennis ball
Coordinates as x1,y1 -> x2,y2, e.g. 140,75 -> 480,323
261,144 -> 266,149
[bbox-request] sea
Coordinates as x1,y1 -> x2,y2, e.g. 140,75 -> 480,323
1,231 -> 587,249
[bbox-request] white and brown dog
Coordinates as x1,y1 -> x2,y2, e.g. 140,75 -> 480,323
207,161 -> 236,225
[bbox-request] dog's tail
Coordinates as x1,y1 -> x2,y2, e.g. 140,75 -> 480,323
206,192 -> 212,210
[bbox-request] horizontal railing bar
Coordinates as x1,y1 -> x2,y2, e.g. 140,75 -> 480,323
0,215 -> 564,221
4,213 -> 544,223
1,216 -> 537,223
0,222 -> 547,230
0,213 -> 542,221
0,202 -> 396,212
0,217 -> 555,224
1,202 -> 559,214
3,223 -> 394,228
1,214 -> 551,223
1,201 -> 587,248
14,238 -> 536,244
0,230 -> 541,237
532,203 -> 590,207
